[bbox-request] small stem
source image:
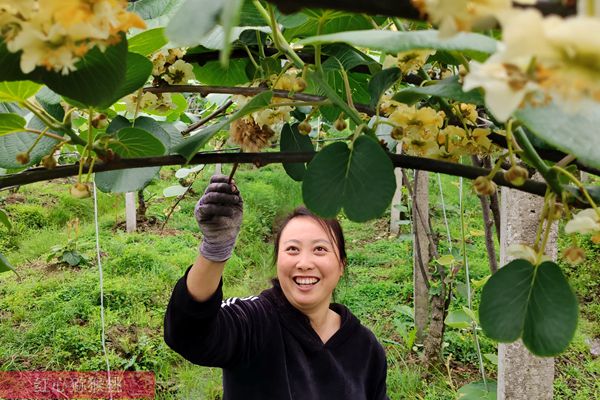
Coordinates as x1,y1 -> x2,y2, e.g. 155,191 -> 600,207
25,129 -> 67,142
533,191 -> 551,252
243,44 -> 261,70
339,68 -> 355,110
315,17 -> 325,72
486,155 -> 507,180
254,1 -> 304,69
552,165 -> 600,217
182,100 -> 233,136
513,127 -> 562,195
228,161 -> 239,184
256,30 -> 266,59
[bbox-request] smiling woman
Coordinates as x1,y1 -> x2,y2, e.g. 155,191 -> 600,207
164,175 -> 389,400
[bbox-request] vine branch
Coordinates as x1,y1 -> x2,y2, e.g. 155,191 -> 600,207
0,151 -> 549,196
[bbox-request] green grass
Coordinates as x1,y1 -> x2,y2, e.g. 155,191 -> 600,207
0,166 -> 598,399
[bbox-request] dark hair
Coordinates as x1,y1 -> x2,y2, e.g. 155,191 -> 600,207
273,206 -> 346,266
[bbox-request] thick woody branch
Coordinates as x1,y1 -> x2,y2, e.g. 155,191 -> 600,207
0,151 -> 548,197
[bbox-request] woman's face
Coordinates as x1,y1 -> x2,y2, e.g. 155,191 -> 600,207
276,216 -> 344,315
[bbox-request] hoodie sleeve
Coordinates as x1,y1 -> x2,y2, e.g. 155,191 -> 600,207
163,266 -> 273,368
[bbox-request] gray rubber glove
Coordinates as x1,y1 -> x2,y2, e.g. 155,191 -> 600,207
194,174 -> 243,262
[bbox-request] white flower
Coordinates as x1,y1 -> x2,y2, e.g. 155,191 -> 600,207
418,0 -> 511,37
506,244 -> 550,265
163,59 -> 194,85
463,59 -> 537,122
565,208 -> 600,235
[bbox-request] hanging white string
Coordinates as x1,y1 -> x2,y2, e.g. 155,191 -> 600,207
459,177 -> 487,387
93,181 -> 113,400
437,173 -> 453,252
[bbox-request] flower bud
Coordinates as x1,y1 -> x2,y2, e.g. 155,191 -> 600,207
292,77 -> 307,92
334,116 -> 347,131
298,121 -> 312,135
42,155 -> 57,169
563,246 -> 585,265
70,183 -> 91,199
91,114 -> 108,129
16,152 -> 29,165
473,176 -> 497,196
504,165 -> 529,186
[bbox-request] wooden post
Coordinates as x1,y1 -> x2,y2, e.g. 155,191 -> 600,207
390,146 -> 403,236
125,192 -> 137,233
497,180 -> 556,400
413,170 -> 430,343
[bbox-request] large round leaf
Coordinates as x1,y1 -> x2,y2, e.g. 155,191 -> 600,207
96,119 -> 170,193
280,123 -> 314,182
479,259 -> 578,356
302,135 -> 396,222
41,37 -> 128,109
108,127 -> 166,158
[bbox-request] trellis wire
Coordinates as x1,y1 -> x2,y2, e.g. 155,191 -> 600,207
93,182 -> 113,400
458,177 -> 487,388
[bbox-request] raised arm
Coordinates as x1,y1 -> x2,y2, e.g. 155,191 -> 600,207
186,174 -> 243,301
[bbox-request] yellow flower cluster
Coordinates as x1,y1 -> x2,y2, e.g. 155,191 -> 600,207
150,48 -> 194,85
387,102 -> 495,161
122,91 -> 175,115
0,0 -> 145,75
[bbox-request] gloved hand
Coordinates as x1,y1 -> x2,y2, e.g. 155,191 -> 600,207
194,174 -> 243,262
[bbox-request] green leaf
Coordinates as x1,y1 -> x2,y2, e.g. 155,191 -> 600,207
0,113 -> 26,137
128,0 -> 185,29
369,67 -> 401,109
280,123 -> 314,182
35,87 -> 65,121
457,381 -> 497,400
322,44 -> 379,72
479,259 -> 578,356
515,101 -> 600,170
62,251 -> 82,266
166,0 -> 223,46
283,12 -> 372,40
302,135 -> 396,222
108,127 -> 166,158
96,118 -> 170,192
0,252 -> 18,276
128,28 -> 168,55
444,309 -> 473,329
310,71 -> 363,126
42,37 -> 129,109
0,209 -> 11,231
299,30 -> 498,55
173,90 -> 273,161
163,184 -> 189,197
393,76 -> 484,105
193,59 -> 250,86
0,81 -> 42,102
0,115 -> 63,168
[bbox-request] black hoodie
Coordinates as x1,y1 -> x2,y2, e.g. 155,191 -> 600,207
164,266 -> 389,400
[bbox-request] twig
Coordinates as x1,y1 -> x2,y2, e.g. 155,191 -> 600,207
182,100 -> 233,136
472,155 -> 499,274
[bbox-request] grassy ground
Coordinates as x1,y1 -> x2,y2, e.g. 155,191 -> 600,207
0,164 -> 598,399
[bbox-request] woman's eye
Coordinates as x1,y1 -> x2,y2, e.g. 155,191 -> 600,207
314,246 -> 328,253
285,246 -> 299,253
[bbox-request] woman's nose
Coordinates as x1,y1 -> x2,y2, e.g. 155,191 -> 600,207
296,251 -> 315,269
